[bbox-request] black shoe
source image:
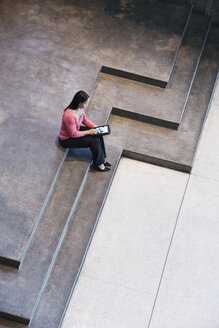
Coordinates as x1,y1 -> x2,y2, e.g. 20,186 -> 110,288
97,166 -> 110,172
104,161 -> 111,167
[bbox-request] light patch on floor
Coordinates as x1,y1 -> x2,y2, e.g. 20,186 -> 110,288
148,79 -> 219,328
61,158 -> 188,328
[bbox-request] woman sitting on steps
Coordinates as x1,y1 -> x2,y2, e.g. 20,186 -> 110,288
59,90 -> 111,172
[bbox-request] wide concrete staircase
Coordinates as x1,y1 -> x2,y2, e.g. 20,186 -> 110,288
0,1 -> 218,327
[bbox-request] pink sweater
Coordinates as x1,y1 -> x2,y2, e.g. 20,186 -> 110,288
59,108 -> 95,140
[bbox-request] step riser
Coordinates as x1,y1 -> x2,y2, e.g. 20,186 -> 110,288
122,150 -> 191,173
0,258 -> 20,270
101,66 -> 168,88
112,107 -> 179,130
191,70 -> 219,170
167,5 -> 193,85
0,311 -> 29,326
179,18 -> 212,124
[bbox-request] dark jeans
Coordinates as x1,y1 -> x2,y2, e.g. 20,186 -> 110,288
59,126 -> 106,166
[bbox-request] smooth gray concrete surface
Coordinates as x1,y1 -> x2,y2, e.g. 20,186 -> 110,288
87,13 -> 210,129
0,151 -> 91,323
0,0 -> 190,265
90,0 -> 191,83
86,26 -> 219,171
29,144 -> 121,327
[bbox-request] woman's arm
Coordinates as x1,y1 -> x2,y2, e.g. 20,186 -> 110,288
82,111 -> 95,128
65,114 -> 97,137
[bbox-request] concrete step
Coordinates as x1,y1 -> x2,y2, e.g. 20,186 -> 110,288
98,1 -> 192,87
123,26 -> 219,171
17,26 -> 219,328
29,145 -> 123,328
86,25 -> 219,171
0,150 -> 69,269
0,149 -> 92,324
0,145 -> 66,269
88,13 -> 211,130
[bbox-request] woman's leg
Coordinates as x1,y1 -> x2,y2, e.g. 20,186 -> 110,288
98,135 -> 106,159
80,126 -> 106,158
59,136 -> 105,167
59,137 -> 91,149
89,137 -> 105,166
80,126 -> 107,157
80,126 -> 107,162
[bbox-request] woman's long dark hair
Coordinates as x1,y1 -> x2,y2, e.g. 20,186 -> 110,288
64,90 -> 89,111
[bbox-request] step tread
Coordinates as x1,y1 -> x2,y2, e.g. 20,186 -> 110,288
98,1 -> 191,84
87,13 -> 210,129
0,150 -> 91,322
29,147 -> 122,328
124,26 -> 219,166
0,146 -> 66,266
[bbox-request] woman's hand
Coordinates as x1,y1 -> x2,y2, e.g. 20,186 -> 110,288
87,129 -> 97,135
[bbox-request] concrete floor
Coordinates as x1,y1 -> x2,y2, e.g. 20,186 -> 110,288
61,81 -> 219,328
